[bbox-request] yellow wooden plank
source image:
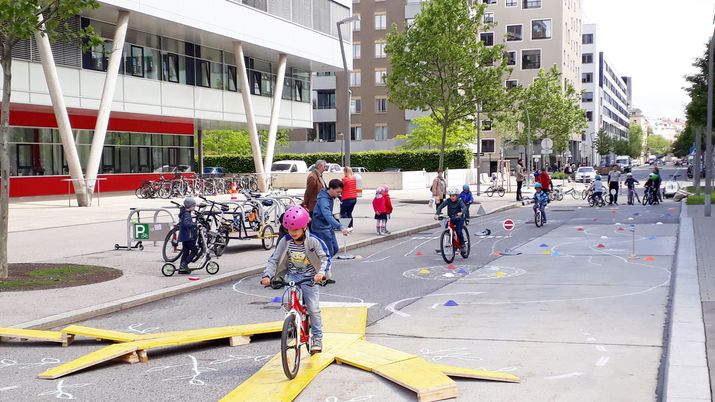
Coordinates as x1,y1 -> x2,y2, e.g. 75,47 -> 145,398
220,333 -> 362,402
38,343 -> 138,379
334,340 -> 415,371
321,307 -> 368,335
373,357 -> 458,402
136,321 -> 283,340
431,363 -> 521,383
62,325 -> 140,342
0,328 -> 64,343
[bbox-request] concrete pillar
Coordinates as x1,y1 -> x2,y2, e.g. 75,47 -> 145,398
263,53 -> 287,185
234,41 -> 266,192
85,10 -> 129,196
34,13 -> 87,205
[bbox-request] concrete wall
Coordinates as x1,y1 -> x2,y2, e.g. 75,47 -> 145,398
272,171 -> 425,190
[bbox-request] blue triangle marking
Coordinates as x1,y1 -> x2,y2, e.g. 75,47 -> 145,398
444,300 -> 459,307
272,296 -> 282,303
539,243 -> 549,247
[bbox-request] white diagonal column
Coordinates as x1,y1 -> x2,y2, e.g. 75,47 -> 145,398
234,41 -> 266,192
263,53 -> 287,184
86,10 -> 129,195
34,13 -> 87,206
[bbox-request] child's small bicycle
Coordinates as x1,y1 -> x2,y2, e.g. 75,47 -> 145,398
436,214 -> 470,263
161,215 -> 220,277
533,202 -> 546,227
268,276 -> 316,379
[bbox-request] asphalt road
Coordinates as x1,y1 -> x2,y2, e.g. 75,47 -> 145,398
0,182 -> 682,401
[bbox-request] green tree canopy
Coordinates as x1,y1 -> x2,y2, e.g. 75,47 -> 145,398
672,125 -> 695,157
396,114 -> 475,150
595,129 -> 613,156
385,0 -> 508,170
200,129 -> 288,156
647,135 -> 670,156
627,123 -> 644,158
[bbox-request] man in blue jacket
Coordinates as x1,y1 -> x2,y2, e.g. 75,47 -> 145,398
311,179 -> 350,256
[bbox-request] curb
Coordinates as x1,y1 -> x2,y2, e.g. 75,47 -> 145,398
18,202 -> 520,330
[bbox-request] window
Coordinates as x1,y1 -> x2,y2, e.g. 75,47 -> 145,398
586,111 -> 593,121
317,122 -> 337,142
164,53 -> 180,83
375,97 -> 387,113
375,41 -> 386,58
484,12 -> 495,24
482,0 -> 497,3
481,139 -> 496,153
531,19 -> 551,39
351,125 -> 362,141
522,49 -> 540,69
505,80 -> 518,89
353,15 -> 361,31
582,92 -> 593,102
506,51 -> 517,66
351,97 -> 362,114
506,0 -> 517,6
353,42 -> 361,59
481,120 -> 493,131
226,65 -> 237,91
375,13 -> 386,30
522,0 -> 541,8
480,32 -> 494,46
84,41 -> 109,71
316,91 -> 336,109
506,25 -> 522,41
375,69 -> 387,86
375,125 -> 388,141
582,72 -> 593,83
582,53 -> 593,64
197,60 -> 210,87
582,33 -> 593,44
350,70 -> 361,86
129,45 -> 144,77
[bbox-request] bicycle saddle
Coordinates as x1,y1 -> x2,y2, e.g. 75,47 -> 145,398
262,199 -> 274,207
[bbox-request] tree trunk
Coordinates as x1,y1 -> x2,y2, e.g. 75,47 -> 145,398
0,54 -> 12,279
439,122 -> 448,171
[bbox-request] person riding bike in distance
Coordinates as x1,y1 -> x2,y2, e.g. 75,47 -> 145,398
260,206 -> 330,353
588,175 -> 605,205
532,183 -> 549,223
434,187 -> 468,254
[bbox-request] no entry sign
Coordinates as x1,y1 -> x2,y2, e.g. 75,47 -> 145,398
503,219 -> 515,231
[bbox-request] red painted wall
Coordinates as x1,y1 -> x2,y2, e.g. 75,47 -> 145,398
8,173 -> 195,198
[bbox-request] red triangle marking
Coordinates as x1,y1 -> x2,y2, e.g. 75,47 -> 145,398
596,244 -> 605,248
415,252 -> 424,256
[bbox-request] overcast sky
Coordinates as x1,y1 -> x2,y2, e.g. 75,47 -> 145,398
582,0 -> 714,120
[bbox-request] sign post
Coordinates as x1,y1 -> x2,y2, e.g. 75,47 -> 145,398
336,218 -> 355,260
629,224 -> 638,259
502,219 -> 515,233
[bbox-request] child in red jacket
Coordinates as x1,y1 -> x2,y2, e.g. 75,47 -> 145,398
372,186 -> 389,235
383,185 -> 393,234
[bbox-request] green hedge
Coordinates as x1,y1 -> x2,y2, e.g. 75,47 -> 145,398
202,148 -> 472,173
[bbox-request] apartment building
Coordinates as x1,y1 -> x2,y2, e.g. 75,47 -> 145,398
630,108 -> 651,164
4,0 -> 351,196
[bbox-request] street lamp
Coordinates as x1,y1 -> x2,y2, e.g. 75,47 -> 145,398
475,102 -> 482,196
337,15 -> 360,168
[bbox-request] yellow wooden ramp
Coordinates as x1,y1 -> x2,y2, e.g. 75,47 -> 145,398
38,343 -> 138,379
136,321 -> 283,341
373,357 -> 458,402
220,333 -> 362,402
62,325 -> 141,343
321,307 -> 368,335
432,363 -> 521,383
0,328 -> 66,345
334,339 -> 415,371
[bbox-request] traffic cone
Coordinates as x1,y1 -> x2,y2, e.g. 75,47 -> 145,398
230,181 -> 238,200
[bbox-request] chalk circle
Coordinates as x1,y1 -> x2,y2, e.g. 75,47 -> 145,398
403,265 -> 526,281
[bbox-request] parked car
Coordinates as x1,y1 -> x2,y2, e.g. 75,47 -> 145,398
308,163 -> 342,173
153,165 -> 192,174
574,166 -> 596,183
382,168 -> 402,173
351,167 -> 369,173
271,160 -> 308,173
203,167 -> 225,176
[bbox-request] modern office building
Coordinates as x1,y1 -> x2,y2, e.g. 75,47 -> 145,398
580,23 -> 631,166
4,0 -> 351,197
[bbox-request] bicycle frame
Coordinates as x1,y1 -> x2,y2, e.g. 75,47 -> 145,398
447,220 -> 461,248
283,283 -> 310,345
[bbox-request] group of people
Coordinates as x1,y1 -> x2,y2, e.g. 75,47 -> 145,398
585,165 -> 662,206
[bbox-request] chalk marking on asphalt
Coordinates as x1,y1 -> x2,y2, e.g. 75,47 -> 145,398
586,337 -> 597,342
320,293 -> 365,303
232,276 -> 272,300
385,292 -> 484,317
431,303 -> 440,309
361,256 -> 390,264
127,323 -> 160,334
324,395 -> 377,402
595,345 -> 608,352
37,379 -> 92,399
596,356 -> 610,367
363,238 -> 414,260
404,238 -> 436,257
159,355 -> 216,386
544,372 -> 584,380
0,386 -> 19,392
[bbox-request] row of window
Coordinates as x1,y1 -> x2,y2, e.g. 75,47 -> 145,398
482,0 -> 542,9
312,123 -> 387,142
480,19 -> 552,42
503,49 -> 542,70
349,69 -> 387,87
351,12 -> 386,32
352,42 -> 386,59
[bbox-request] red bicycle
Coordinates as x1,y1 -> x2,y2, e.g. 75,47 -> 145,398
437,214 -> 470,263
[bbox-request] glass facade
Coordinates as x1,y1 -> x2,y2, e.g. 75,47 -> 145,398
7,127 -> 193,177
235,0 -> 351,38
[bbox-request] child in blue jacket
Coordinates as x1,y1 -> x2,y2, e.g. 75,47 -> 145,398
532,183 -> 549,223
459,184 -> 474,222
178,197 -> 198,273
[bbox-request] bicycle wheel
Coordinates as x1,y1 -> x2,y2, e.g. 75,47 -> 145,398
250,178 -> 259,192
485,187 -> 495,197
571,190 -> 580,200
212,230 -> 229,257
556,192 -> 564,201
534,210 -> 543,227
440,230 -> 455,263
205,261 -> 219,275
281,315 -> 301,380
641,192 -> 649,206
497,187 -> 505,197
581,189 -> 588,200
162,227 -> 183,262
135,187 -> 144,199
161,263 -> 176,277
460,226 -> 470,258
588,197 -> 595,207
261,225 -> 276,250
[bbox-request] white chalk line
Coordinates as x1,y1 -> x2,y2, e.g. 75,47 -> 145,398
385,292 -> 484,317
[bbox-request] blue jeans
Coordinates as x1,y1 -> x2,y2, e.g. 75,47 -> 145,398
450,218 -> 466,246
312,229 -> 339,256
286,272 -> 322,339
533,204 -> 546,222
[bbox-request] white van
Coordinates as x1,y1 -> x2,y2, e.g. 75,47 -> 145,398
271,160 -> 308,173
615,155 -> 631,169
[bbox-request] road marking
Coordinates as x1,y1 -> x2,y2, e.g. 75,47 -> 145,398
361,256 -> 390,264
596,356 -> 610,367
404,237 -> 437,257
385,292 -> 484,317
0,386 -> 19,392
595,345 -> 608,352
544,372 -> 584,380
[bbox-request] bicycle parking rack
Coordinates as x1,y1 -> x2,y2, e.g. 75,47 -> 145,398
115,207 -> 177,251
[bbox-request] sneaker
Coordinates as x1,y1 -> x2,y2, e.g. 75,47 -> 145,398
325,279 -> 336,284
383,230 -> 391,235
376,231 -> 383,236
311,338 -> 322,353
178,264 -> 191,274
460,246 -> 467,254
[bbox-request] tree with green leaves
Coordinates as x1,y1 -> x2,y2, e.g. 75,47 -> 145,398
396,114 -> 475,150
595,129 -> 613,157
0,1 -> 101,279
613,138 -> 631,156
385,0 -> 508,170
200,129 -> 288,156
627,123 -> 644,159
672,125 -> 695,157
647,135 -> 670,156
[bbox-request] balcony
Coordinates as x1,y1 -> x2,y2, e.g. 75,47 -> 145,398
314,108 -> 337,123
313,74 -> 337,91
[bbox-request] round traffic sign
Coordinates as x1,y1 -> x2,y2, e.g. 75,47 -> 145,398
503,219 -> 515,231
541,138 -> 553,149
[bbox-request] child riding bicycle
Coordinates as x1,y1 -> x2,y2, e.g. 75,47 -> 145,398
532,183 -> 549,223
588,175 -> 605,205
434,187 -> 468,254
260,206 -> 330,353
624,172 -> 639,205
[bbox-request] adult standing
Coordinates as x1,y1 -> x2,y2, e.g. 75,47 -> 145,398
430,169 -> 447,208
340,167 -> 357,228
539,169 -> 552,192
302,159 -> 327,215
515,159 -> 525,201
607,165 -> 621,205
311,179 -> 350,257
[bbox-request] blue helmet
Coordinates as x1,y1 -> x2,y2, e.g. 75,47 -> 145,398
535,182 -> 543,188
463,184 -> 470,191
595,175 -> 602,180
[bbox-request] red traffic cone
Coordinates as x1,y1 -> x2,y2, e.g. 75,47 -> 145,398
230,181 -> 238,200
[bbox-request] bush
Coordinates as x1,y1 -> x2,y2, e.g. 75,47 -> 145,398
202,148 -> 472,173
551,172 -> 569,180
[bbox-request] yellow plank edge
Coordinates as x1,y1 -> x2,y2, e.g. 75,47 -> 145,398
0,328 -> 64,343
321,307 -> 368,335
431,363 -> 521,383
334,340 -> 416,372
38,343 -> 138,379
220,333 -> 362,402
372,357 -> 458,402
61,325 -> 141,343
135,321 -> 283,340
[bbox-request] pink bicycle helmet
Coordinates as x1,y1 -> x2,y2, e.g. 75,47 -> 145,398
382,185 -> 389,193
282,206 -> 311,230
376,186 -> 385,194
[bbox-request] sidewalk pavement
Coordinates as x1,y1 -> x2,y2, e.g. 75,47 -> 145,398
2,187 -> 524,329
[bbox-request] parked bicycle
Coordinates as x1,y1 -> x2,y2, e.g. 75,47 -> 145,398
549,186 -> 564,201
436,214 -> 469,263
561,185 -> 581,200
485,182 -> 506,197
